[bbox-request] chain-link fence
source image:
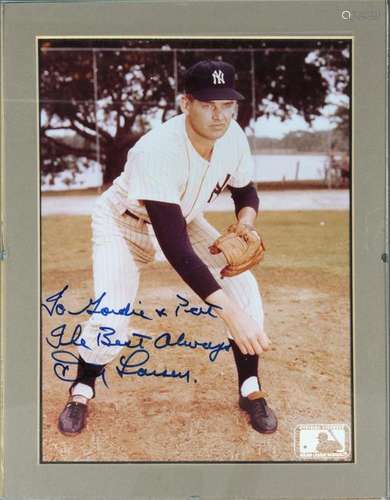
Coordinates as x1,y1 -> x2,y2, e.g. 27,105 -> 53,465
39,40 -> 350,189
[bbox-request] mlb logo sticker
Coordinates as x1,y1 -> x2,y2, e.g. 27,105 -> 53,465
294,424 -> 351,459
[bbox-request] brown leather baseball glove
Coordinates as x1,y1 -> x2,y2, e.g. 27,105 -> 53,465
209,222 -> 266,277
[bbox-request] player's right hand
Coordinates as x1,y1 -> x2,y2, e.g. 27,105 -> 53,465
224,308 -> 270,355
206,290 -> 270,355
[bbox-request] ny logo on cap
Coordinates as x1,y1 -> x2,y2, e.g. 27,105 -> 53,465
212,69 -> 225,85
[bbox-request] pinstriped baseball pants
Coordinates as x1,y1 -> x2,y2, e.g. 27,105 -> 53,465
79,196 -> 264,365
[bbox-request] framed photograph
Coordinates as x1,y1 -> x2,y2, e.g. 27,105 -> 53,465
1,1 -> 388,498
39,35 -> 353,464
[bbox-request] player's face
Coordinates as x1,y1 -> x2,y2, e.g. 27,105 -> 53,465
182,97 -> 237,141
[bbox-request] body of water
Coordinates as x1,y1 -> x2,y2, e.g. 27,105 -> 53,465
42,154 -> 329,191
253,154 -> 328,182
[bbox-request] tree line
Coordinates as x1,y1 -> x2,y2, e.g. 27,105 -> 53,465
40,39 -> 350,185
251,128 -> 349,154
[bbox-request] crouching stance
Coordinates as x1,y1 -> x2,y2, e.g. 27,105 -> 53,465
58,60 -> 277,436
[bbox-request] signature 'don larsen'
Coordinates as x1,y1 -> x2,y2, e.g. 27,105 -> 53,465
46,323 -> 231,387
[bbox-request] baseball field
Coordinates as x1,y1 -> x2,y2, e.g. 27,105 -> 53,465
41,208 -> 351,462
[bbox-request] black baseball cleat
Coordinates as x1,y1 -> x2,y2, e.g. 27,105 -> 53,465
58,399 -> 88,436
239,391 -> 278,434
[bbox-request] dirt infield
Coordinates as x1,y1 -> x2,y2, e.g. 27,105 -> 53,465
41,210 -> 351,462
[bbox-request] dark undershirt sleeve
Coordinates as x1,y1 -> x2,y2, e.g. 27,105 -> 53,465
144,200 -> 221,301
228,182 -> 259,216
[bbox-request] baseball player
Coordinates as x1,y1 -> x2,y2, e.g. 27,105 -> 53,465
58,60 -> 278,436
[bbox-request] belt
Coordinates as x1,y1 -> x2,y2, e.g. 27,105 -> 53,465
124,209 -> 151,224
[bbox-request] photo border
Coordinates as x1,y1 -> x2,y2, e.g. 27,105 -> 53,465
37,34 -> 355,465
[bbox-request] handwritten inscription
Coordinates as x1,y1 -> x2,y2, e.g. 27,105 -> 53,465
42,286 -> 152,321
42,286 -> 221,321
43,287 -> 229,388
46,324 -> 230,363
50,350 -> 108,388
116,350 -> 191,382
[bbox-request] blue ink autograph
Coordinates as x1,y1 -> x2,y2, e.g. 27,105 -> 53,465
154,331 -> 230,362
175,294 -> 220,319
41,286 -> 221,321
46,323 -> 230,387
46,324 -> 230,362
43,287 -> 226,387
116,350 -> 191,383
41,286 -> 152,320
50,350 -> 109,388
46,323 -> 91,350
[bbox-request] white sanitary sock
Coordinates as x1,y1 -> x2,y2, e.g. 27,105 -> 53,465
71,382 -> 93,400
240,376 -> 260,397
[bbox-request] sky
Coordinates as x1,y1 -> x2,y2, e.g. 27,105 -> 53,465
250,113 -> 335,139
42,44 -> 350,142
250,94 -> 348,139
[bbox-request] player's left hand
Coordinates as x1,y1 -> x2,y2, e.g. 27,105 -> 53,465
209,221 -> 265,277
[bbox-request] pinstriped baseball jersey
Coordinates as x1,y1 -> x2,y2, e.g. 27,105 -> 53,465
104,113 -> 254,222
63,59 -> 272,430
79,201 -> 264,366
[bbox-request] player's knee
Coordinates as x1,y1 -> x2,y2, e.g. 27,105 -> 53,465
234,270 -> 260,295
227,271 -> 263,317
84,316 -> 130,342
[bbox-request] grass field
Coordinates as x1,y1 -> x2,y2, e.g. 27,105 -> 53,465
41,210 -> 352,462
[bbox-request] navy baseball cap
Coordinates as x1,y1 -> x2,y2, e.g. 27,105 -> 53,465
184,60 -> 245,101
